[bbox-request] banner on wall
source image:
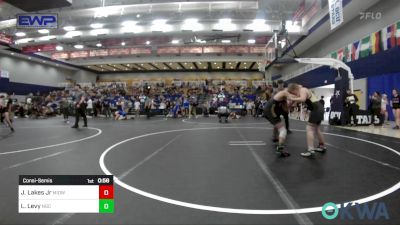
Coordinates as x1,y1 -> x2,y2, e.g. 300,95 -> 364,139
328,0 -> 343,30
0,70 -> 10,79
329,69 -> 348,125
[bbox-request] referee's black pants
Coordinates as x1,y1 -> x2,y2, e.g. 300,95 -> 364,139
74,107 -> 87,127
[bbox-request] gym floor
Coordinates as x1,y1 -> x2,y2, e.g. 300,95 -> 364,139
0,116 -> 399,225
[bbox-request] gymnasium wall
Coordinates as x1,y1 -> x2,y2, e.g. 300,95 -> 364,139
0,53 -> 97,94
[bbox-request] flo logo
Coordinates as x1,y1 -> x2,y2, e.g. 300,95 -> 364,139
322,202 -> 389,220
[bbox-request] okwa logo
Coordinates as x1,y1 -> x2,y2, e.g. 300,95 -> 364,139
322,202 -> 389,220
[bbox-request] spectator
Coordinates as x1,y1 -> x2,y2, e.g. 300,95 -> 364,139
381,94 -> 389,125
134,98 -> 141,118
391,89 -> 400,129
345,89 -> 358,126
319,96 -> 325,108
370,91 -> 382,126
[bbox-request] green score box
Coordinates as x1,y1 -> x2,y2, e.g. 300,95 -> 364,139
99,199 -> 114,213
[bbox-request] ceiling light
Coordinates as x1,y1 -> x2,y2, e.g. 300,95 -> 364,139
140,63 -> 144,66
145,41 -> 150,45
42,60 -> 46,63
169,63 -> 172,65
213,62 -> 216,65
121,42 -> 126,46
121,21 -> 137,27
96,43 -> 102,47
151,19 -> 172,32
15,32 -> 26,37
285,20 -> 301,32
217,66 -> 220,69
56,64 -> 59,66
90,29 -> 109,36
228,62 -> 232,65
38,29 -> 49,34
248,39 -> 256,44
15,38 -> 33,44
214,18 -> 236,31
163,67 -> 167,69
28,57 -> 32,60
243,62 -> 247,65
39,35 -> 56,41
120,25 -> 143,33
74,44 -> 84,49
127,64 -> 130,66
221,40 -> 231,43
136,14 -> 141,18
153,19 -> 167,25
244,67 -> 247,69
10,52 -> 14,55
247,19 -> 271,32
63,26 -> 75,31
56,45 -> 63,51
184,62 -> 187,65
113,69 -> 116,71
90,23 -> 103,29
171,40 -> 179,44
198,62 -> 202,65
182,18 -> 203,31
190,67 -> 193,69
64,31 -> 82,38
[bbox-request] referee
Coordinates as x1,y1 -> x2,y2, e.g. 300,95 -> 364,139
71,85 -> 88,128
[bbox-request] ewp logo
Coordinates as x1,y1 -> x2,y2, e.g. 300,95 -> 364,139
322,202 -> 390,220
17,14 -> 58,29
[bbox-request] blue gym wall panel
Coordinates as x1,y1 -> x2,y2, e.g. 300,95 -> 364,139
5,82 -> 62,95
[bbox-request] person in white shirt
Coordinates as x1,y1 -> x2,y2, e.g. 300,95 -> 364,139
381,94 -> 389,125
86,98 -> 93,116
134,98 -> 141,118
246,100 -> 254,116
159,101 -> 166,116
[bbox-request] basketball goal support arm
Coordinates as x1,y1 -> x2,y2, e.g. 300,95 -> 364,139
293,58 -> 354,93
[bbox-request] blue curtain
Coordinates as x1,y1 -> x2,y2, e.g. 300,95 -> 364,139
367,73 -> 400,121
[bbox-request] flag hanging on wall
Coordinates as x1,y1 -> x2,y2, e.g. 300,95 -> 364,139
382,24 -> 396,50
331,51 -> 337,59
397,21 -> 400,46
371,31 -> 381,54
360,36 -> 371,58
343,43 -> 352,62
337,48 -> 344,61
352,40 -> 360,61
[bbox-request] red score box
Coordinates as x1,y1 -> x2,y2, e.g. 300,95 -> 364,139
99,185 -> 114,199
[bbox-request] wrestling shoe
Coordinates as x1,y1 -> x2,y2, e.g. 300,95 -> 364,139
276,144 -> 290,157
315,144 -> 327,153
301,150 -> 315,158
